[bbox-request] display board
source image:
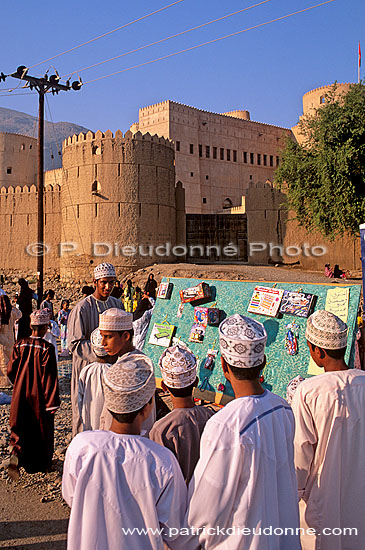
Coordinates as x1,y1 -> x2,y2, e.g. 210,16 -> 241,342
143,278 -> 361,402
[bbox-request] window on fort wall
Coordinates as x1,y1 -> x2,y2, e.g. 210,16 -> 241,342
205,175 -> 209,180
270,155 -> 274,167
213,147 -> 217,159
243,152 -> 247,163
257,154 -> 261,165
233,150 -> 237,162
250,153 -> 254,164
176,141 -> 180,152
263,154 -> 267,166
227,149 -> 231,161
206,146 -> 210,158
202,197 -> 207,204
220,148 -> 224,160
20,144 -> 25,151
190,144 -> 194,154
6,167 -> 12,174
199,144 -> 202,157
190,172 -> 194,177
276,156 -> 280,166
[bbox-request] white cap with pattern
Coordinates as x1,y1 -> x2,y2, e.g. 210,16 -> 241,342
90,327 -> 108,357
219,314 -> 267,368
102,353 -> 155,413
286,375 -> 305,405
305,310 -> 348,350
159,345 -> 197,389
99,309 -> 133,331
30,309 -> 51,326
94,262 -> 116,280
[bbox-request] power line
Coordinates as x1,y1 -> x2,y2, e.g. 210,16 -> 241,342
62,0 -> 272,78
28,0 -> 185,70
84,0 -> 335,85
0,92 -> 37,97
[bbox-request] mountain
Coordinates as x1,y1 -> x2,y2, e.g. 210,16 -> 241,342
0,106 -> 91,170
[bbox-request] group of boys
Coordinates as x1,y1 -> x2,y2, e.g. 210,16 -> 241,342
7,261 -> 365,549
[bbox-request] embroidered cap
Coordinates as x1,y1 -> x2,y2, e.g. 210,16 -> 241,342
286,375 -> 305,405
305,310 -> 348,350
94,262 -> 116,280
30,308 -> 51,326
219,314 -> 267,368
90,327 -> 108,357
99,308 -> 133,331
159,345 -> 197,389
103,353 -> 155,413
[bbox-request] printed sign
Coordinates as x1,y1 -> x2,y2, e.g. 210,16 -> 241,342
248,286 -> 284,317
148,323 -> 175,347
279,291 -> 315,318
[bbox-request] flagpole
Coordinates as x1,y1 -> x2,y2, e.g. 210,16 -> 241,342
359,41 -> 361,84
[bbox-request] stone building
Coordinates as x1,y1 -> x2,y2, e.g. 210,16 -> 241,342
291,82 -> 352,143
0,130 -> 185,279
130,101 -> 292,213
0,133 -> 37,188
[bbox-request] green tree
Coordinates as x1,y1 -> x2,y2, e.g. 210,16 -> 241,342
275,83 -> 365,240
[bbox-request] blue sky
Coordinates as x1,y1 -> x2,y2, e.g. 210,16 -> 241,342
1,0 -> 363,131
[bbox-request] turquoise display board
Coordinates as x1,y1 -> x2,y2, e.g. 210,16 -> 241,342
143,278 -> 361,402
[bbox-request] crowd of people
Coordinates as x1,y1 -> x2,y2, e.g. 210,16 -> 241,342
1,262 -> 365,549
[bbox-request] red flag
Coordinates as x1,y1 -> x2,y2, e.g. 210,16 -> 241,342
359,42 -> 362,67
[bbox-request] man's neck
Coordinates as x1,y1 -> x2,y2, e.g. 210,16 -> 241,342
323,359 -> 348,372
117,345 -> 135,357
170,395 -> 195,409
231,379 -> 266,399
110,418 -> 141,435
93,292 -> 108,302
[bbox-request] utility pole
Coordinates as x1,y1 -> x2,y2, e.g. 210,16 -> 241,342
1,66 -> 81,306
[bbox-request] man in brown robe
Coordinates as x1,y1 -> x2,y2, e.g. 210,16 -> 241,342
7,309 -> 60,480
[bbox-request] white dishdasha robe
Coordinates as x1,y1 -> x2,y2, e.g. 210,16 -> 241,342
292,369 -> 365,550
62,430 -> 190,550
187,390 -> 300,550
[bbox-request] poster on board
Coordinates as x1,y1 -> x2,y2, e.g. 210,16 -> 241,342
248,286 -> 284,317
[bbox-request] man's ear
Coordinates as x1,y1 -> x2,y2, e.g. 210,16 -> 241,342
221,356 -> 231,382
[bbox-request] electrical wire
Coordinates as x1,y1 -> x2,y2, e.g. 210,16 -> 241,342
62,0 -> 271,78
84,0 -> 335,85
28,0 -> 185,70
0,92 -> 37,97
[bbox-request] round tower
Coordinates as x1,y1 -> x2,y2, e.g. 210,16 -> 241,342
0,133 -> 37,188
302,82 -> 352,116
60,129 -> 177,279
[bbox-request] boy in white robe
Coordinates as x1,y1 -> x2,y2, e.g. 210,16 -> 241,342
149,345 -> 215,483
187,314 -> 300,550
292,310 -> 365,550
98,308 -> 156,434
67,262 -> 123,436
62,353 -> 188,550
78,327 -> 117,431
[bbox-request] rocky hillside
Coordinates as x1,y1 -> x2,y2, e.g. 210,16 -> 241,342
0,106 -> 90,170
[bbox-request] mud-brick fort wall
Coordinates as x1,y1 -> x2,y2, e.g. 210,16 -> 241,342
0,183 -> 61,271
61,129 -> 183,279
0,133 -> 37,189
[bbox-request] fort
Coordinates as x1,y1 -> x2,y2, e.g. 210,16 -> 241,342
0,130 -> 185,279
0,83 -> 360,280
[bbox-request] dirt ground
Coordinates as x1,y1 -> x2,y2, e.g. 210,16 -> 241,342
0,263 -> 361,549
0,482 -> 69,549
